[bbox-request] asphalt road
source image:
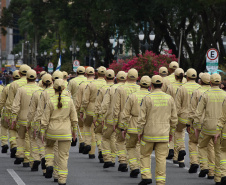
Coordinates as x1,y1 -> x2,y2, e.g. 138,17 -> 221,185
0,133 -> 215,185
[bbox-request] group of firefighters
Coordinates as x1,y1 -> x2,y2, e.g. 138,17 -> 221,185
0,61 -> 226,185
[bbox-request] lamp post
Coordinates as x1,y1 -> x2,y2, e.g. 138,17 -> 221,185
69,45 -> 80,60
86,40 -> 98,67
138,31 -> 155,53
109,36 -> 124,61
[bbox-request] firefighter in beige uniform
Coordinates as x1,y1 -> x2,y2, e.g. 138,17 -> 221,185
5,65 -> 31,161
137,75 -> 177,185
166,68 -> 186,161
0,82 -> 5,151
193,74 -> 226,185
161,61 -> 179,92
175,68 -> 200,168
112,68 -> 140,172
101,71 -> 127,168
216,96 -> 226,184
11,69 -> 41,167
75,67 -> 94,153
62,71 -> 68,89
0,70 -> 20,154
27,74 -> 53,173
80,66 -> 106,156
41,79 -> 78,185
188,73 -> 215,176
68,66 -> 87,148
93,69 -> 115,162
121,76 -> 151,178
38,71 -> 47,88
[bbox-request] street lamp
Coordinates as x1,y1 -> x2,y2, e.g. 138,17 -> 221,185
44,51 -> 47,56
94,40 -> 98,48
62,48 -> 66,54
76,45 -> 80,52
119,36 -> 124,44
86,40 -> 91,48
41,53 -> 44,57
109,36 -> 114,44
139,30 -> 155,52
56,48 -> 60,54
69,45 -> 73,52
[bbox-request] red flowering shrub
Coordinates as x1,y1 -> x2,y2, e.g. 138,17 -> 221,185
109,50 -> 178,77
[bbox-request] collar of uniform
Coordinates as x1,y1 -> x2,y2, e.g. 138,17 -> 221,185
98,77 -> 105,80
187,80 -> 196,83
21,76 -> 26,79
211,86 -> 220,89
127,81 -> 137,84
78,75 -> 85,77
140,87 -> 148,91
201,84 -> 210,87
107,81 -> 114,85
152,89 -> 162,92
27,82 -> 35,85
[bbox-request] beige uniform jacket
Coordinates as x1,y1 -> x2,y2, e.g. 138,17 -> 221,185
188,85 -> 211,130
121,88 -> 150,133
27,89 -> 44,130
38,80 -> 43,88
162,73 -> 187,92
166,81 -> 185,100
112,82 -> 140,128
75,79 -> 93,112
41,94 -> 78,141
34,86 -> 70,125
194,86 -> 226,136
137,89 -> 177,142
100,83 -> 124,125
80,78 -> 106,116
175,80 -> 200,125
6,76 -> 27,117
68,75 -> 87,105
217,97 -> 226,137
0,84 -> 10,112
11,83 -> 42,127
94,82 -> 114,122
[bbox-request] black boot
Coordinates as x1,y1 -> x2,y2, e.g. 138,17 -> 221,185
41,158 -> 46,170
103,162 -> 113,168
111,163 -> 115,167
179,162 -> 185,168
83,145 -> 91,154
1,145 -> 9,153
173,160 -> 178,164
10,147 -> 17,158
45,166 -> 53,178
58,183 -> 66,185
166,149 -> 174,160
14,158 -> 24,165
208,176 -> 214,179
221,176 -> 226,184
130,169 -> 140,178
98,151 -> 104,163
138,179 -> 152,185
89,154 -> 95,159
54,179 -> 58,182
79,143 -> 85,153
178,150 -> 186,161
71,138 -> 77,147
31,161 -> 41,171
215,182 -> 221,185
199,169 -> 209,177
118,164 -> 128,172
23,162 -> 30,167
188,164 -> 199,173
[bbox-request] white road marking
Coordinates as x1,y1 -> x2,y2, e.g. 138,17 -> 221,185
7,169 -> 26,185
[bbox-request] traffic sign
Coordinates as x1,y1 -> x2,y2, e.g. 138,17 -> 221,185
48,62 -> 54,73
206,48 -> 219,73
73,60 -> 80,72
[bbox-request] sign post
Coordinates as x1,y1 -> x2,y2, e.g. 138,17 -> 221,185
206,48 -> 219,74
48,62 -> 54,73
73,60 -> 80,72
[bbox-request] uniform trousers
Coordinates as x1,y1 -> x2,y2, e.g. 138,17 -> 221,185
78,117 -> 84,145
16,125 -> 30,163
140,140 -> 168,185
221,139 -> 226,178
45,139 -> 70,184
126,133 -> 140,171
198,131 -> 221,182
94,121 -> 103,152
115,128 -> 127,164
101,124 -> 117,163
6,119 -> 17,148
83,115 -> 96,155
1,118 -> 9,146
